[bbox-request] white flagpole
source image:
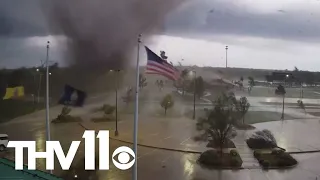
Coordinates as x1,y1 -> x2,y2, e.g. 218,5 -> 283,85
133,34 -> 141,180
45,41 -> 51,172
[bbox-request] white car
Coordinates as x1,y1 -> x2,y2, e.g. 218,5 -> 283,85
0,134 -> 8,151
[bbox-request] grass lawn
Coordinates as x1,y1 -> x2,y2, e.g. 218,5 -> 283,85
244,111 -> 295,124
0,99 -> 43,123
259,102 -> 320,107
246,86 -> 320,99
306,112 -> 320,116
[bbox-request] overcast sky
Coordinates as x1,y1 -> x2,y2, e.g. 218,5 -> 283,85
1,0 -> 320,71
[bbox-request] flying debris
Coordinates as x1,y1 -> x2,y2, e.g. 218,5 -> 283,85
145,47 -> 179,80
160,51 -> 168,60
209,9 -> 214,13
278,10 -> 286,13
178,62 -> 182,66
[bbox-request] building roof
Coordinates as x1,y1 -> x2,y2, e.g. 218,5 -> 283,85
0,158 -> 63,180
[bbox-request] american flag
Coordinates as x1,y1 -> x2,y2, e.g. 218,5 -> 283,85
145,46 -> 179,81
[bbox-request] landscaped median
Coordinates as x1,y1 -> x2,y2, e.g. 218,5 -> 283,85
198,149 -> 243,169
51,106 -> 82,123
253,149 -> 297,169
246,129 -> 298,169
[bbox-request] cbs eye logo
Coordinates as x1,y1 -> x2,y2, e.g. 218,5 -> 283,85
112,146 -> 136,170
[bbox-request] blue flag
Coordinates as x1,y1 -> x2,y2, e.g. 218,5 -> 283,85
58,85 -> 87,107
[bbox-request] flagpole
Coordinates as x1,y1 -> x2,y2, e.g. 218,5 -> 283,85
45,41 -> 51,166
133,34 -> 141,180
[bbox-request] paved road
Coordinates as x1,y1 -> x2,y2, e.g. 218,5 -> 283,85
2,87 -> 320,179
63,138 -> 320,180
0,93 -> 115,175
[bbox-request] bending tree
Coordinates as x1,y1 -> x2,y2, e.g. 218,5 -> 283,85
275,85 -> 286,119
122,87 -> 134,105
180,69 -> 189,95
189,76 -> 205,98
297,100 -> 306,114
160,94 -> 174,115
238,97 -> 250,124
195,94 -> 237,155
139,74 -> 147,89
248,76 -> 255,93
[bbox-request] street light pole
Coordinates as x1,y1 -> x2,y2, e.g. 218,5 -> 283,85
225,46 -> 228,68
281,94 -> 285,120
45,41 -> 51,174
115,70 -> 119,136
193,70 -> 196,120
36,69 -> 42,104
132,34 -> 141,180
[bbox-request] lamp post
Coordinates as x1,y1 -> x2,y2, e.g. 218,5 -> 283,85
225,46 -> 228,68
110,69 -> 120,136
133,34 -> 141,180
281,93 -> 285,120
36,62 -> 53,104
281,75 -> 288,120
36,68 -> 42,104
192,70 -> 196,120
45,41 -> 52,174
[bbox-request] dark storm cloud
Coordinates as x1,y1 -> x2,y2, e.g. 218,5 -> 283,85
41,0 -> 184,90
0,0 -> 49,37
165,0 -> 320,42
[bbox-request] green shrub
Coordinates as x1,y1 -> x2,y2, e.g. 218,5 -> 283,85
230,150 -> 238,156
259,160 -> 264,164
230,158 -> 240,167
52,115 -> 82,123
254,151 -> 261,158
102,104 -> 115,114
91,115 -> 115,122
277,153 -> 297,166
198,150 -> 219,166
61,106 -> 72,116
261,160 -> 270,168
277,160 -> 289,166
271,149 -> 284,155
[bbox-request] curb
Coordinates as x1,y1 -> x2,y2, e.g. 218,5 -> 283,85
78,122 -> 320,155
78,122 -> 312,170
261,164 -> 298,170
77,122 -> 202,154
289,150 -> 320,154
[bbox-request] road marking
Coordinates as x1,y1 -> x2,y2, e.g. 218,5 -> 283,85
161,155 -> 172,163
180,137 -> 191,145
163,136 -> 172,140
137,149 -> 157,159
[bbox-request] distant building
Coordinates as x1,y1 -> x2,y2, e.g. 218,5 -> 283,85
265,72 -> 298,87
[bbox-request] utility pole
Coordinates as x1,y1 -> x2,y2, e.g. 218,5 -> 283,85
225,46 -> 228,68
281,94 -> 285,120
193,70 -> 196,120
114,70 -> 120,136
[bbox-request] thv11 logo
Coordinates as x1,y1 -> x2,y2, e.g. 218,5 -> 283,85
7,130 -> 135,170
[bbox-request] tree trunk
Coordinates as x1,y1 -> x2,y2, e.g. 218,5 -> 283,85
281,94 -> 285,120
243,116 -> 245,124
219,139 -> 224,157
165,108 -> 167,116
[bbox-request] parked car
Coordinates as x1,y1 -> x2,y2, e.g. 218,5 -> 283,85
0,134 -> 9,151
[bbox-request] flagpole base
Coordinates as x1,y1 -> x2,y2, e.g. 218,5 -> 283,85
115,130 -> 119,136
